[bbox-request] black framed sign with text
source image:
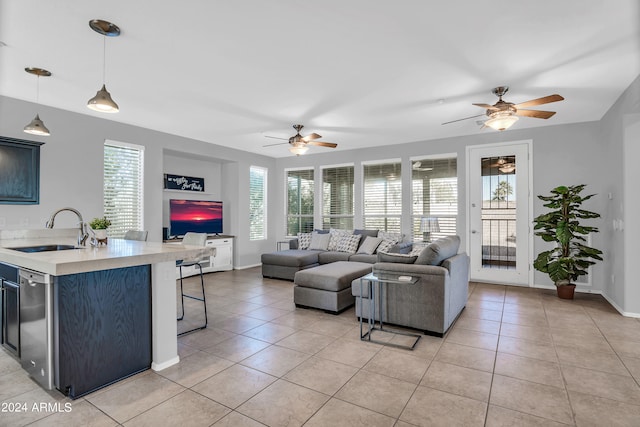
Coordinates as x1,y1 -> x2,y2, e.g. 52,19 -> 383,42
163,173 -> 205,192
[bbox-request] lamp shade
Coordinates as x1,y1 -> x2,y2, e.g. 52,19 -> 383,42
420,217 -> 440,233
87,84 -> 119,113
289,145 -> 309,155
485,114 -> 518,131
23,114 -> 50,136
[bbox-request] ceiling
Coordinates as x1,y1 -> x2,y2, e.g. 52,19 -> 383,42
1,0 -> 639,158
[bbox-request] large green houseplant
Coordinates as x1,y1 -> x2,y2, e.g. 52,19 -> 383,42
532,184 -> 603,299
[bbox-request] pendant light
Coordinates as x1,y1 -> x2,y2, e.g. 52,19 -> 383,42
23,67 -> 51,136
87,19 -> 120,113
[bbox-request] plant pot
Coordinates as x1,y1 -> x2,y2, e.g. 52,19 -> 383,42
556,284 -> 576,300
94,229 -> 108,240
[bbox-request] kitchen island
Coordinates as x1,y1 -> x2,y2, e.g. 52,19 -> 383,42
0,228 -> 212,398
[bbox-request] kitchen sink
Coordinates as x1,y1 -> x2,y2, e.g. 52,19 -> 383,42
7,244 -> 81,253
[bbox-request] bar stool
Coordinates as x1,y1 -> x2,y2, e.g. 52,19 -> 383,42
176,232 -> 208,336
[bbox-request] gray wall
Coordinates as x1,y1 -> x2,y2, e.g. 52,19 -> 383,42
0,95 -> 276,269
2,71 -> 639,314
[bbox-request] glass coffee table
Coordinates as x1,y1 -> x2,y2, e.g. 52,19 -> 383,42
359,272 -> 421,350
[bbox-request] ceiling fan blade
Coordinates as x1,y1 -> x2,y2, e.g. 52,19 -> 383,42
264,135 -> 289,141
307,141 -> 337,148
514,94 -> 564,109
442,114 -> 485,125
515,109 -> 556,119
302,132 -> 322,142
263,142 -> 289,147
472,103 -> 498,110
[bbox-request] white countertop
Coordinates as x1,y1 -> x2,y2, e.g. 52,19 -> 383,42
0,228 -> 212,275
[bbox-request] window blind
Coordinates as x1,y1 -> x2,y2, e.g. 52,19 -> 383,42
103,142 -> 144,238
322,165 -> 354,230
286,169 -> 314,236
249,166 -> 267,240
363,161 -> 402,232
411,157 -> 457,241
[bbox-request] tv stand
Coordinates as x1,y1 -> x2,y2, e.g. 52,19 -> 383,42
165,235 -> 234,277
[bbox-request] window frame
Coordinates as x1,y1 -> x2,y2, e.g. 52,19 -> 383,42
361,159 -> 402,233
321,163 -> 355,230
249,165 -> 267,241
285,167 -> 315,237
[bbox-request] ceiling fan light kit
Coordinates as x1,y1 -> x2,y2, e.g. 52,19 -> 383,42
87,19 -> 120,113
485,113 -> 519,131
23,67 -> 51,136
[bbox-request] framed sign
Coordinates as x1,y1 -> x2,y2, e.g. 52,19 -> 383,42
0,136 -> 43,204
163,173 -> 205,192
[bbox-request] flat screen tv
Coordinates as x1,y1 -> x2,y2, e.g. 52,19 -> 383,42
169,199 -> 223,237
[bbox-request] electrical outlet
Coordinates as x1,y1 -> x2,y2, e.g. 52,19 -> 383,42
611,274 -> 615,284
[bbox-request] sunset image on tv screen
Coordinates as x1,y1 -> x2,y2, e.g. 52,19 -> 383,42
170,199 -> 222,236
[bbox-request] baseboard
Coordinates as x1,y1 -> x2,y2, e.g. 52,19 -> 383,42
235,263 -> 261,270
600,291 -> 640,318
151,355 -> 180,371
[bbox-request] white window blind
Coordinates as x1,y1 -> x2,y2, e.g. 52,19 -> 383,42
286,169 -> 314,236
363,161 -> 402,232
249,166 -> 267,240
411,157 -> 457,241
322,165 -> 354,230
103,142 -> 144,238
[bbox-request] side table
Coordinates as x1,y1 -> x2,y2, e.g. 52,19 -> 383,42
359,272 -> 421,350
277,240 -> 291,251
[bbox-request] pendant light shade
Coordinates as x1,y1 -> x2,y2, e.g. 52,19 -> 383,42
485,113 -> 518,131
87,84 -> 119,113
289,142 -> 309,155
24,114 -> 50,136
88,19 -> 120,113
23,67 -> 51,136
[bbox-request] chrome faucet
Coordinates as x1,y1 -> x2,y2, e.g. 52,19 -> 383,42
45,207 -> 89,246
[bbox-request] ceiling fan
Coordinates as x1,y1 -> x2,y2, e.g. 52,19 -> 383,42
264,124 -> 337,155
412,161 -> 433,171
443,86 -> 564,131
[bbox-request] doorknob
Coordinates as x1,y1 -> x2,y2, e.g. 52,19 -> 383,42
471,230 -> 478,234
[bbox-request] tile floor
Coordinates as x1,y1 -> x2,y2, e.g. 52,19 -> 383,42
2,267 -> 640,426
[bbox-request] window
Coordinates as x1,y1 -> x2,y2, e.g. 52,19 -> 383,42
363,161 -> 402,232
322,165 -> 354,229
286,169 -> 314,236
249,166 -> 267,240
103,141 -> 144,238
411,156 -> 457,241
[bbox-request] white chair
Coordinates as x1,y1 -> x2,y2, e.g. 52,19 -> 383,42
123,230 -> 148,241
176,232 -> 208,336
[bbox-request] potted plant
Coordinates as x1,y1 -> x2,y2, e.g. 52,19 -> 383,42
532,185 -> 603,299
89,216 -> 112,240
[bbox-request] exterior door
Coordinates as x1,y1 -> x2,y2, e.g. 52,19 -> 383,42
467,142 -> 531,285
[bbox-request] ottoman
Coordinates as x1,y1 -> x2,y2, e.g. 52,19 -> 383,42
294,261 -> 373,314
261,250 -> 322,281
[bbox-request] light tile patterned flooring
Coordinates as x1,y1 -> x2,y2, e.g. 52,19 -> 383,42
2,267 -> 640,426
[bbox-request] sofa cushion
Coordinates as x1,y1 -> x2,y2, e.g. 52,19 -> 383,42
297,232 -> 313,250
377,252 -> 418,264
357,236 -> 383,255
261,249 -> 321,267
294,261 -> 373,292
415,235 -> 461,265
336,234 -> 362,254
377,239 -> 398,253
378,231 -> 404,243
318,251 -> 351,264
308,232 -> 331,250
328,228 -> 352,251
348,253 -> 378,264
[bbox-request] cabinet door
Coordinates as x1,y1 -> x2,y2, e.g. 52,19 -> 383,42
212,240 -> 232,269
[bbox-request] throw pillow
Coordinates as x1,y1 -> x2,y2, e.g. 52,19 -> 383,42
335,234 -> 362,254
376,238 -> 398,254
415,235 -> 461,265
378,231 -> 404,243
357,236 -> 383,254
328,228 -> 352,251
297,232 -> 312,250
377,252 -> 418,264
308,232 -> 331,250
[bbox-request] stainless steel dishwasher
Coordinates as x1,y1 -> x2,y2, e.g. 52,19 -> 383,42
19,268 -> 54,390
